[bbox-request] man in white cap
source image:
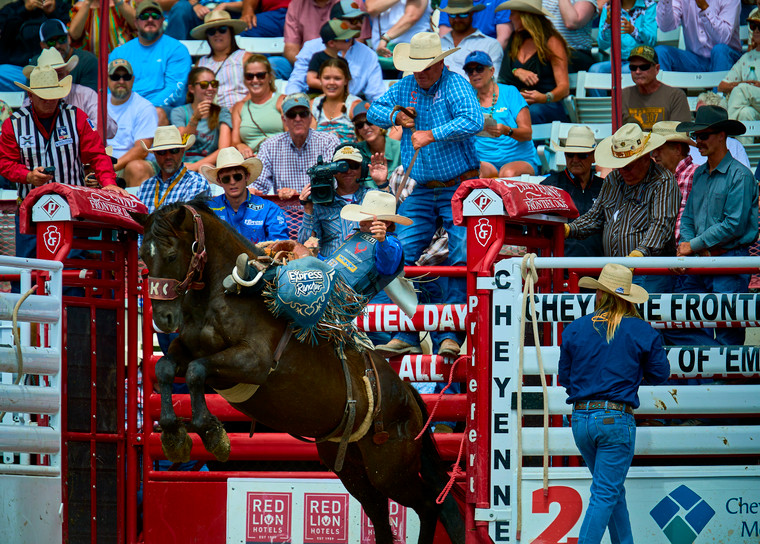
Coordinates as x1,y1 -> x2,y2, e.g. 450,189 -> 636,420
135,125 -> 210,215
565,123 -> 680,294
0,65 -> 126,259
204,147 -> 289,244
541,125 -> 604,257
368,31 -> 482,358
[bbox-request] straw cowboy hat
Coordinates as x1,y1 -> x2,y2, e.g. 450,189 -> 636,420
441,0 -> 486,14
190,10 -> 248,39
393,32 -> 458,73
495,0 -> 550,17
340,191 -> 413,225
200,147 -> 263,184
15,65 -> 71,100
142,126 -> 196,153
675,105 -> 746,137
578,263 -> 649,304
594,123 -> 666,169
651,121 -> 695,146
552,125 -> 597,154
23,48 -> 78,79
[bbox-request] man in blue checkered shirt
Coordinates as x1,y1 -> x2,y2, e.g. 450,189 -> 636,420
367,32 -> 483,358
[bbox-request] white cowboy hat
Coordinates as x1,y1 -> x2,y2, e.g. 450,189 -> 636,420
142,126 -> 196,153
594,123 -> 666,169
190,10 -> 247,39
651,121 -> 695,146
340,191 -> 412,225
23,47 -> 79,79
578,263 -> 649,304
495,0 -> 550,17
15,65 -> 71,100
200,147 -> 263,184
552,125 -> 597,154
393,32 -> 459,73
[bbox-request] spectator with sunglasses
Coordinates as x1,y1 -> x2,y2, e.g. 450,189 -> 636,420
622,45 -> 691,130
231,54 -> 285,157
34,19 -> 99,92
136,125 -> 210,215
352,101 -> 401,185
109,1 -> 192,112
106,59 -> 159,188
689,92 -> 750,167
719,9 -> 760,137
439,0 -> 503,78
171,67 -> 233,172
193,11 -> 252,109
439,0 -> 512,46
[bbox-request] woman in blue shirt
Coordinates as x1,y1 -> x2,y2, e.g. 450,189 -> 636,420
558,263 -> 670,544
464,51 -> 541,177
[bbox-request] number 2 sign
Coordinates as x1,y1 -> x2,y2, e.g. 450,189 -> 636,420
531,486 -> 583,544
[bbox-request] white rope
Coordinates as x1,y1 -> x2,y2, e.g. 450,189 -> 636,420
0,285 -> 37,423
516,254 -> 550,541
231,265 -> 264,288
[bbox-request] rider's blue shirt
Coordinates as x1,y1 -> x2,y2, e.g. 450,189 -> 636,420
208,192 -> 289,244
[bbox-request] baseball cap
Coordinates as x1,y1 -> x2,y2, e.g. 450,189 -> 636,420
330,0 -> 366,19
351,101 -> 370,121
320,19 -> 360,43
333,145 -> 363,164
282,93 -> 311,114
39,19 -> 68,42
136,0 -> 163,17
108,58 -> 133,75
464,50 -> 493,68
628,45 -> 658,64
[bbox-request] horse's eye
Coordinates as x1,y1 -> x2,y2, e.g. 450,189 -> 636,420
166,253 -> 177,263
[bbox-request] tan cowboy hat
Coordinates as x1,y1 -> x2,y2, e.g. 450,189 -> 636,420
552,125 -> 597,154
651,121 -> 695,146
393,32 -> 458,73
441,0 -> 486,14
594,123 -> 666,169
200,147 -> 263,184
578,263 -> 649,304
341,191 -> 413,225
190,10 -> 247,39
23,48 -> 78,79
142,125 -> 196,153
495,0 -> 550,17
15,65 -> 71,100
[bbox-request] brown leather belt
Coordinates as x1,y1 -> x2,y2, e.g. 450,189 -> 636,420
574,400 -> 634,414
422,169 -> 479,189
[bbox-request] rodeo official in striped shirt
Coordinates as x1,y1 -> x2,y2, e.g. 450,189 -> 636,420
0,65 -> 128,260
565,123 -> 681,295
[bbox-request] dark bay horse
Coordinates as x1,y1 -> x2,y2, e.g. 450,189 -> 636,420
132,201 -> 464,544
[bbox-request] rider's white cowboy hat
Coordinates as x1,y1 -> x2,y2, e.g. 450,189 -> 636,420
393,32 -> 458,73
200,147 -> 263,184
142,126 -> 196,153
578,263 -> 649,304
190,10 -> 248,40
15,65 -> 71,100
495,0 -> 550,17
23,47 -> 79,79
594,123 -> 666,169
552,125 -> 597,154
341,191 -> 413,225
651,121 -> 695,146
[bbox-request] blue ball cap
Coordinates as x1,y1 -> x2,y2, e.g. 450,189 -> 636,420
282,93 -> 311,115
463,50 -> 493,68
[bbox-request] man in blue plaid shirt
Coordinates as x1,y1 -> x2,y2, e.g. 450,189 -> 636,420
367,32 -> 483,358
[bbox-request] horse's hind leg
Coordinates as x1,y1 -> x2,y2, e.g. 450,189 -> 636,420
156,355 -> 192,463
185,359 -> 230,462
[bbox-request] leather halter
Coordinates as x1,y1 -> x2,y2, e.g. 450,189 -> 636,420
147,205 -> 208,301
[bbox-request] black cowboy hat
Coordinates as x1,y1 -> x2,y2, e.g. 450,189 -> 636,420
676,105 -> 746,136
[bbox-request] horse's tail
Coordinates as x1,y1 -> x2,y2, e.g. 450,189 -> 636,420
408,384 -> 466,544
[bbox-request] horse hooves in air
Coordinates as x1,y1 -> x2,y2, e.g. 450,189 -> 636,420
161,424 -> 193,464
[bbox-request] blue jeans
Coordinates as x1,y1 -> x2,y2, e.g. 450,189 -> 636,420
165,2 -> 286,40
586,62 -> 630,97
654,43 -> 741,73
632,273 -> 672,296
529,100 -> 569,124
393,184 -> 466,348
572,408 -> 636,544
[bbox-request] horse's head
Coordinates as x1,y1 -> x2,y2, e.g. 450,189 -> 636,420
132,203 -> 208,333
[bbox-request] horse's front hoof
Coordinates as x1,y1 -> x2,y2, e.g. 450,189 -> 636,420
205,427 -> 231,463
161,426 -> 193,463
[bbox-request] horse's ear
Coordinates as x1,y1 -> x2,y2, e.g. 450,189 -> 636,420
130,211 -> 150,226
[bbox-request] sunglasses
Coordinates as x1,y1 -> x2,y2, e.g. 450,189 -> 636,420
45,35 -> 67,47
346,17 -> 363,25
354,120 -> 373,130
195,79 -> 219,89
155,148 -> 182,156
750,22 -> 760,32
137,11 -> 162,20
219,172 -> 246,184
451,13 -> 470,19
464,64 -> 487,75
285,109 -> 310,119
206,26 -> 229,36
629,63 -> 653,72
340,161 -> 361,170
565,152 -> 590,159
109,72 -> 133,82
244,71 -> 268,81
691,131 -> 716,141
